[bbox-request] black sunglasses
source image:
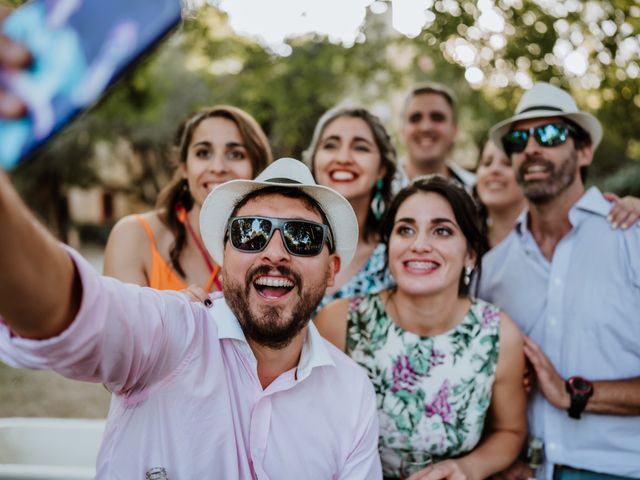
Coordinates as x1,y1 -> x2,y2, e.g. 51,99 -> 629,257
502,122 -> 576,155
226,216 -> 335,257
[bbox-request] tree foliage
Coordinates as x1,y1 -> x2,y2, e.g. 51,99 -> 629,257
8,0 -> 639,237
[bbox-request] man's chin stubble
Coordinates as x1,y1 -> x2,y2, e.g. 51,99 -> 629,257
224,279 -> 325,350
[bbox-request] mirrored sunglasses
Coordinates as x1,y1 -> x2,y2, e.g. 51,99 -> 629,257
502,122 -> 576,155
226,216 -> 334,257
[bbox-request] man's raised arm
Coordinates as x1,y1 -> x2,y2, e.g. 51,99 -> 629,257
0,170 -> 81,339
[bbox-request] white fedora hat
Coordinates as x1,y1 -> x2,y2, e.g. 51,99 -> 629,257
490,82 -> 602,153
199,157 -> 358,267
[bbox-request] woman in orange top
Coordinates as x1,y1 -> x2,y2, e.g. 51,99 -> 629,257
103,105 -> 272,291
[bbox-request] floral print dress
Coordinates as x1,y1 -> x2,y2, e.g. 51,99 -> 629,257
346,293 -> 501,478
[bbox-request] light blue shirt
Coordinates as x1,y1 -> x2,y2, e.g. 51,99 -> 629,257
478,187 -> 640,479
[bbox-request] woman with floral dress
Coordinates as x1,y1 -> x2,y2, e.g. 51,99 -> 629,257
316,175 -> 526,480
304,105 -> 397,312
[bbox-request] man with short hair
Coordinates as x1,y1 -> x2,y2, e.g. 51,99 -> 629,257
399,83 -> 476,188
479,83 -> 640,480
0,158 -> 382,479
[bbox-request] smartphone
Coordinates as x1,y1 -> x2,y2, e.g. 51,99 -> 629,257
0,0 -> 183,170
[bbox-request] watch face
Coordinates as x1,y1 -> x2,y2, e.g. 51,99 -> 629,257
570,377 -> 592,394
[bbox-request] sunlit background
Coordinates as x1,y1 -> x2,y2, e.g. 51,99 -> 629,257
6,0 -> 640,244
190,0 -> 640,94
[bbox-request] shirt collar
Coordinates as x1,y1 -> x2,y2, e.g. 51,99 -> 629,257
296,322 -> 335,381
571,186 -> 610,218
515,186 -> 609,235
210,297 -> 335,380
514,208 -> 529,235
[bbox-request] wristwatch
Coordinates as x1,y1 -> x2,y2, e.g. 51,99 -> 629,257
565,376 -> 593,419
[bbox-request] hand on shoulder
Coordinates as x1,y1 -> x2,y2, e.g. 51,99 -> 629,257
603,192 -> 640,229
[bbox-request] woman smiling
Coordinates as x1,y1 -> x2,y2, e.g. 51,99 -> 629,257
104,105 -> 272,291
304,106 -> 396,311
316,175 -> 526,480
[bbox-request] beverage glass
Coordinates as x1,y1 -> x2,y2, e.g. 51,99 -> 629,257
400,450 -> 433,479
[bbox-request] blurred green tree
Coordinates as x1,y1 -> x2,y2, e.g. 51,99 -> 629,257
7,0 -> 639,239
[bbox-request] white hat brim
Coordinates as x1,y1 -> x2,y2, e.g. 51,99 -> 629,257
199,176 -> 358,268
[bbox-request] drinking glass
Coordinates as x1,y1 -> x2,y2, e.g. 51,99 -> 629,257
400,450 -> 433,479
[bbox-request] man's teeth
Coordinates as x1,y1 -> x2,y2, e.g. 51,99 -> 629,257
331,171 -> 356,181
525,165 -> 547,173
417,137 -> 436,147
406,261 -> 438,269
254,277 -> 294,287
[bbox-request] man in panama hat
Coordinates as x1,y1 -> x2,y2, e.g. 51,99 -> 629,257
0,158 -> 382,478
479,83 -> 640,480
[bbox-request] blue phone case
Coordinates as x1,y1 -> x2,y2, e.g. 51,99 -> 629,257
0,0 -> 182,170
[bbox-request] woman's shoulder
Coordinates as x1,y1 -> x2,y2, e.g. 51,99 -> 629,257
316,292 -> 386,332
469,297 -> 501,323
104,210 -> 165,281
106,210 -> 172,259
110,210 -> 163,235
469,298 -> 523,347
314,297 -> 350,351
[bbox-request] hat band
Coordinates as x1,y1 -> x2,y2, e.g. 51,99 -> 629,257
519,105 -> 564,113
265,177 -> 303,184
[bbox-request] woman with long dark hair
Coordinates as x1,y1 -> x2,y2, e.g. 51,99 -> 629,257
304,105 -> 397,310
316,175 -> 527,479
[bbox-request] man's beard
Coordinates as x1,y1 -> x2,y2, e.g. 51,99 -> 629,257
223,264 -> 327,349
516,150 -> 578,204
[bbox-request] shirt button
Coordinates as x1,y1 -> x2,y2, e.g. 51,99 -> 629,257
553,278 -> 562,286
549,317 -> 557,326
548,442 -> 557,450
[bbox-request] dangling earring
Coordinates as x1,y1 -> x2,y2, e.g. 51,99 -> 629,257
463,265 -> 474,286
371,178 -> 385,221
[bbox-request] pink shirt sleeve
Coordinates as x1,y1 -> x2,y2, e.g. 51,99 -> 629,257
0,246 -> 209,397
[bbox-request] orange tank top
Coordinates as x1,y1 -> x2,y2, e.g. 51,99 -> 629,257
135,215 -> 218,291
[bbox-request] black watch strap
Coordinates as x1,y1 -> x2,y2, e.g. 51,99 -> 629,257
565,377 -> 593,419
567,392 -> 589,419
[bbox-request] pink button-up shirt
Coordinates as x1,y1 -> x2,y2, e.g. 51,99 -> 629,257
0,249 -> 381,479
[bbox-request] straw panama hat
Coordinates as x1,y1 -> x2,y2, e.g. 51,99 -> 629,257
199,157 -> 359,267
489,82 -> 603,153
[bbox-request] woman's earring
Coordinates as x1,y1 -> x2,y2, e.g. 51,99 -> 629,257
371,178 -> 385,221
463,265 -> 474,286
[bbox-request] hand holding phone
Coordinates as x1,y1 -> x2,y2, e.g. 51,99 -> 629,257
0,0 -> 182,171
0,6 -> 30,119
